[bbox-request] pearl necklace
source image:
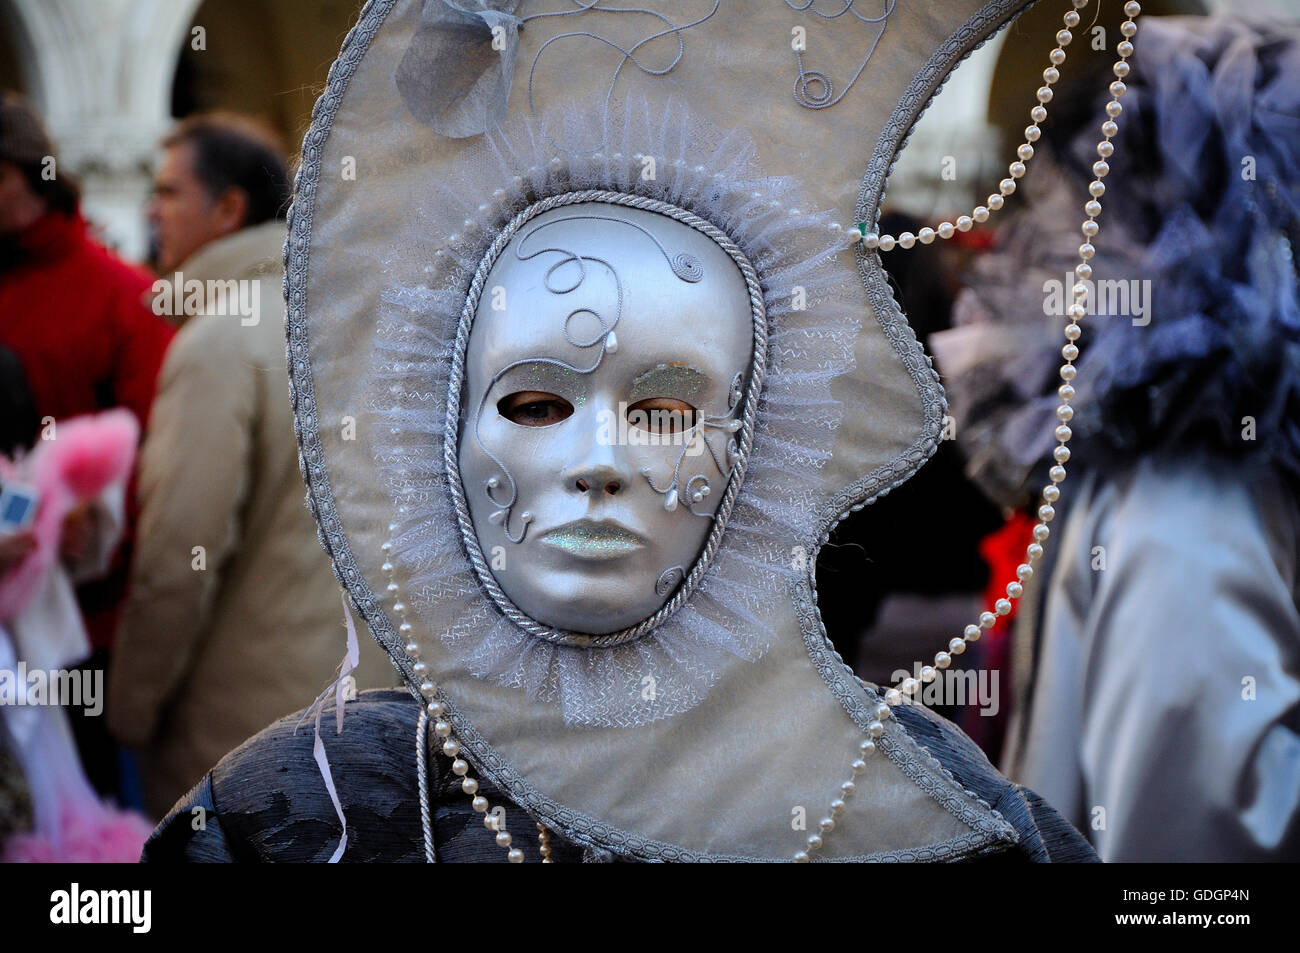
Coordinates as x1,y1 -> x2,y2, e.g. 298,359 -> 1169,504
385,536 -> 526,862
851,0 -> 1136,254
382,0 -> 1144,864
794,0 -> 1143,863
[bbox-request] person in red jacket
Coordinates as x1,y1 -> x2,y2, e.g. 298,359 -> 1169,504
0,91 -> 174,798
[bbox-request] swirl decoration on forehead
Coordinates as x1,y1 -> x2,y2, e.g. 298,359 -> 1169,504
470,210 -> 710,544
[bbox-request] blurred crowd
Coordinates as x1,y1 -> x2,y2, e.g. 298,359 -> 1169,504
0,94 -> 390,860
0,7 -> 1297,864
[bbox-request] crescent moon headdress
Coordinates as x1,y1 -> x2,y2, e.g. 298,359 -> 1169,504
286,0 -> 1139,860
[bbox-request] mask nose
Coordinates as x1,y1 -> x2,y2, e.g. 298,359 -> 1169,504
568,464 -> 622,497
560,427 -> 627,497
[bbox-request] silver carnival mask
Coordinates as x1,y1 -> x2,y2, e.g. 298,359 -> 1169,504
456,200 -> 758,636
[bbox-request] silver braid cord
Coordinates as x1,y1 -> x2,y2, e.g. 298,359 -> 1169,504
416,707 -> 436,863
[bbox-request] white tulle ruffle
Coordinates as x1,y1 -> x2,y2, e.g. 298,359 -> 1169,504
368,100 -> 860,727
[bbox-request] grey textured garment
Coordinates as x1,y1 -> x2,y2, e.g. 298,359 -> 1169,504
1010,454 -> 1300,861
142,690 -> 1096,863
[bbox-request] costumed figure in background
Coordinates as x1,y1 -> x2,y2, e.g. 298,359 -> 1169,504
933,13 -> 1300,860
144,0 -> 1142,862
0,408 -> 154,862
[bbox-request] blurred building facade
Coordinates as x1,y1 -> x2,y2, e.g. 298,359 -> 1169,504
0,0 -> 1218,262
0,0 -> 357,259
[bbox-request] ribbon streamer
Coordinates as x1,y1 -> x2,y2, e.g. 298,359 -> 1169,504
295,590 -> 363,862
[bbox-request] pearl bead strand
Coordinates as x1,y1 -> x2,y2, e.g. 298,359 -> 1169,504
382,531 -> 525,863
802,1 -> 1143,863
852,0 -> 1093,252
792,704 -> 890,863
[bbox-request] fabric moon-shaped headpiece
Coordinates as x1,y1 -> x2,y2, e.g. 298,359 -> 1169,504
288,0 -> 1040,861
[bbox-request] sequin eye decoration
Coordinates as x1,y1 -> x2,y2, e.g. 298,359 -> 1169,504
509,361 -> 588,409
628,363 -> 709,410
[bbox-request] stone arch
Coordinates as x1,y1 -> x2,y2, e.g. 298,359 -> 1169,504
0,0 -> 204,256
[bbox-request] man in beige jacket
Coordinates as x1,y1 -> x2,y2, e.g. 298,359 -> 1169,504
109,114 -> 390,819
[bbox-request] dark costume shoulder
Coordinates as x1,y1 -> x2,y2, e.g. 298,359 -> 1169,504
143,690 -> 1096,863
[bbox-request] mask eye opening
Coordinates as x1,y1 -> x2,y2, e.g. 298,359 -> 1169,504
625,397 -> 698,433
498,391 -> 574,427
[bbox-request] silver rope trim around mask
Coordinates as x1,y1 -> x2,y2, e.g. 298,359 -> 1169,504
444,190 -> 768,649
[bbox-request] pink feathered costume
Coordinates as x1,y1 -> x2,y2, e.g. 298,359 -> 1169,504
0,409 -> 154,862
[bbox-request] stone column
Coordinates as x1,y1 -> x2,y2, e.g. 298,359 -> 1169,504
3,0 -> 203,259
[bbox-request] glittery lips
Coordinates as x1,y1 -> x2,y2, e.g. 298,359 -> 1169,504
538,519 -> 647,560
